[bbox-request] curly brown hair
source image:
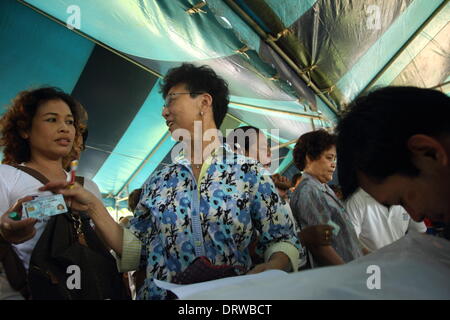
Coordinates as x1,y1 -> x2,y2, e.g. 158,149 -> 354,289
293,129 -> 336,171
0,87 -> 86,168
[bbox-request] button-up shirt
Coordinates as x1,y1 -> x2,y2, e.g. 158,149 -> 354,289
129,144 -> 301,299
290,172 -> 362,267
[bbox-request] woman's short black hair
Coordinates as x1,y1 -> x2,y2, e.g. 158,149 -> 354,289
160,63 -> 229,128
293,129 -> 337,171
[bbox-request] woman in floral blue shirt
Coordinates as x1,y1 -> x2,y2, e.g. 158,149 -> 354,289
132,142 -> 300,299
37,64 -> 302,300
128,64 -> 301,299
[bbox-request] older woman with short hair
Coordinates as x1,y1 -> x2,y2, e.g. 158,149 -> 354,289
290,129 -> 362,267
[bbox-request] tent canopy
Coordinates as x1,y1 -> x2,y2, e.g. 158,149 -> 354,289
1,0 -> 448,207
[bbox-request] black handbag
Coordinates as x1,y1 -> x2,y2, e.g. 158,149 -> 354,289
13,165 -> 129,300
0,234 -> 30,299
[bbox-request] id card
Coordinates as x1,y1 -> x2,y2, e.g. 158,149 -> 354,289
328,220 -> 341,236
22,194 -> 68,219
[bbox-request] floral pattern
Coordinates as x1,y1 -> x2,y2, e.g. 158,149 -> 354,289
129,145 -> 300,299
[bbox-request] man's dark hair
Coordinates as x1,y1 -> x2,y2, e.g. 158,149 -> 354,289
293,129 -> 336,171
336,86 -> 450,200
160,63 -> 229,128
227,126 -> 263,153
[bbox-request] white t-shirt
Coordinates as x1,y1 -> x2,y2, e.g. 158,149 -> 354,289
279,200 -> 307,269
345,188 -> 426,252
0,164 -> 102,270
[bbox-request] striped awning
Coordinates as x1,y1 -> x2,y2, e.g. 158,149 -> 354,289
1,0 -> 448,207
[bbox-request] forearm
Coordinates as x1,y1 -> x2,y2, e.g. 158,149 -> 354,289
268,252 -> 291,272
309,245 -> 345,266
87,199 -> 124,255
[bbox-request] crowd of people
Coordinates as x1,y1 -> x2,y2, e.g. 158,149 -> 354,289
0,63 -> 448,300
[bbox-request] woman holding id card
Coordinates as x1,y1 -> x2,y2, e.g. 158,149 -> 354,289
0,87 -> 102,299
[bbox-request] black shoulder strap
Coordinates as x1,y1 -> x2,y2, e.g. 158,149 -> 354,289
11,164 -> 84,187
11,165 -> 50,185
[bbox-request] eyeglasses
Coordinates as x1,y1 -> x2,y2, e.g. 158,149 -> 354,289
163,92 -> 203,109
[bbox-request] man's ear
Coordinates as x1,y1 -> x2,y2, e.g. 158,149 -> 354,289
407,134 -> 448,167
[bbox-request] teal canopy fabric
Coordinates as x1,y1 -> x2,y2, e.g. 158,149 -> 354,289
1,0 -> 448,208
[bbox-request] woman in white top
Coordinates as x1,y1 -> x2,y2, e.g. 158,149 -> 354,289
0,87 -> 100,299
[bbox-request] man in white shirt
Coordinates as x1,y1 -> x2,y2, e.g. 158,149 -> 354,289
345,188 -> 426,252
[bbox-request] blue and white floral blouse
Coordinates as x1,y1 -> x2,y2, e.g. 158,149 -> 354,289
129,144 -> 302,299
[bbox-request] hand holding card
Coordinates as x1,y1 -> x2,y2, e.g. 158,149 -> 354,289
0,196 -> 38,244
327,220 -> 340,236
39,181 -> 98,213
22,194 -> 68,220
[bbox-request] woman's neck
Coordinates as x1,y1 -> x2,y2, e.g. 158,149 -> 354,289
25,156 -> 66,180
187,136 -> 221,165
186,124 -> 222,166
303,169 -> 326,184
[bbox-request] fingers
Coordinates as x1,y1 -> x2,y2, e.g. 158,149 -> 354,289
38,180 -> 70,193
40,182 -> 96,209
246,263 -> 267,275
2,217 -> 38,232
1,196 -> 35,224
40,181 -> 86,195
9,196 -> 34,216
300,225 -> 334,246
1,211 -> 38,244
39,181 -> 83,200
246,266 -> 259,275
10,227 -> 37,244
322,227 -> 333,244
